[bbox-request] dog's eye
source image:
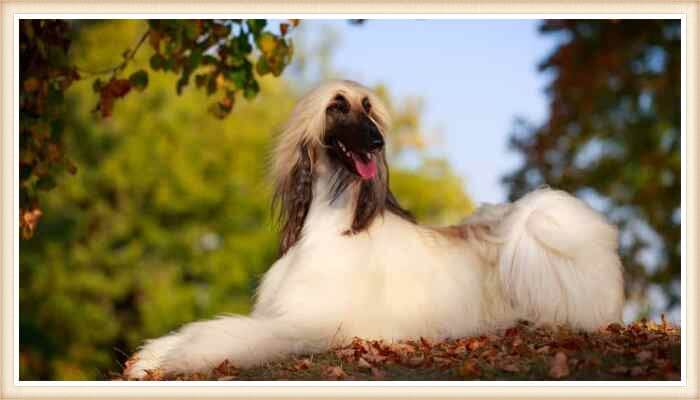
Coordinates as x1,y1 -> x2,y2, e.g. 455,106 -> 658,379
362,97 -> 371,113
327,94 -> 350,114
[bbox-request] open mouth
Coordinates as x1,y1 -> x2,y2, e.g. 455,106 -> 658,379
335,140 -> 378,180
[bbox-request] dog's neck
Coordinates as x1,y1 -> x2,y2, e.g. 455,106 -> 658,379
303,166 -> 360,234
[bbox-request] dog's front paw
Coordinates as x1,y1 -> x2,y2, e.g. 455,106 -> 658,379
123,334 -> 184,380
123,353 -> 161,380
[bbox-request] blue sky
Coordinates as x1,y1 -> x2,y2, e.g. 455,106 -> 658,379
292,19 -> 558,204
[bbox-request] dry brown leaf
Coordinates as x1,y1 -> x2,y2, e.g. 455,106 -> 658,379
549,351 -> 570,379
364,353 -> 388,364
407,355 -> 425,367
536,345 -> 551,354
636,350 -> 653,362
391,342 -> 417,354
458,359 -> 481,378
500,363 -> 521,373
292,358 -> 312,371
357,357 -> 372,369
323,365 -> 347,380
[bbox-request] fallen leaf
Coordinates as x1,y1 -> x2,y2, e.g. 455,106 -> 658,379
357,357 -> 372,369
549,351 -> 570,379
536,345 -> 551,354
636,350 -> 653,362
458,359 -> 481,378
292,358 -> 312,371
364,353 -> 388,364
500,363 -> 520,373
407,355 -> 425,367
323,365 -> 347,380
466,338 -> 483,351
335,348 -> 356,360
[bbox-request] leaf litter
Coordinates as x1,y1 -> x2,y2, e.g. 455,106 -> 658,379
117,319 -> 680,381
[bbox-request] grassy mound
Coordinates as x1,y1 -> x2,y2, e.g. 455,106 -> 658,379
117,319 -> 680,381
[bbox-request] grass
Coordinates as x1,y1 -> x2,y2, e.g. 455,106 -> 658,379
116,319 -> 681,381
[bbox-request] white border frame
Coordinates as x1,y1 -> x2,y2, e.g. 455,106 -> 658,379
2,4 -> 697,399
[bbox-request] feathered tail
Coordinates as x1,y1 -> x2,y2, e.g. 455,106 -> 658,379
475,188 -> 624,331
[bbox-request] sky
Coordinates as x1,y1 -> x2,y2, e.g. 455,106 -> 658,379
293,19 -> 558,204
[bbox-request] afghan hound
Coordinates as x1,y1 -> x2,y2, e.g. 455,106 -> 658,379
124,80 -> 624,379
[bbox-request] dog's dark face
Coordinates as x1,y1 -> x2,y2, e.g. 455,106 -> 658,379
323,93 -> 385,181
274,83 -> 415,255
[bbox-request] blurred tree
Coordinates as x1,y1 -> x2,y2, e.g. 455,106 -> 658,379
20,19 -> 296,238
20,20 -> 472,380
503,20 -> 681,315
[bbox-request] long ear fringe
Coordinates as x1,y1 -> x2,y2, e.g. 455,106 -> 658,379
273,144 -> 313,255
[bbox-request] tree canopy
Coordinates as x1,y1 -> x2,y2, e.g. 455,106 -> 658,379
20,19 -> 296,238
19,20 -> 473,380
504,20 -> 681,315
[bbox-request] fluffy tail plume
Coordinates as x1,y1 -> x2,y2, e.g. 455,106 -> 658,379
488,188 -> 624,331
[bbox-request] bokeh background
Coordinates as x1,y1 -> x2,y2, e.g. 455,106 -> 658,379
19,19 -> 681,380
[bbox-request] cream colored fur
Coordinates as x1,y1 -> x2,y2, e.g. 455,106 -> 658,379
124,81 -> 624,379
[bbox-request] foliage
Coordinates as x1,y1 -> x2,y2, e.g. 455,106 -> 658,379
118,320 -> 680,381
20,19 -> 296,239
19,20 -> 472,380
503,20 -> 681,313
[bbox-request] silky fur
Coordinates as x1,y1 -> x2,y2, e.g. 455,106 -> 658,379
124,80 -> 624,379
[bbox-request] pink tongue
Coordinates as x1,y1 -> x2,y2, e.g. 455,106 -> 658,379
352,154 -> 377,180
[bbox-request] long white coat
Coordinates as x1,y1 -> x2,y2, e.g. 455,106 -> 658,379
125,168 -> 624,378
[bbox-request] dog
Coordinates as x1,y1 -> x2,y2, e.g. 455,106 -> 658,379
124,80 -> 624,379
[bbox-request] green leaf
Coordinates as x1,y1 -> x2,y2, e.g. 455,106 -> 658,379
255,57 -> 270,76
149,53 -> 165,70
246,19 -> 267,37
183,21 -> 199,41
194,74 -> 207,89
206,74 -> 217,95
232,34 -> 252,54
188,49 -> 203,69
92,78 -> 103,93
226,68 -> 247,89
202,55 -> 218,66
244,80 -> 259,100
128,70 -> 149,91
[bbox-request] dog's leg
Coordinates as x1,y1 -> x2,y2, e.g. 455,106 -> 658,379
125,316 -> 328,379
124,329 -> 188,379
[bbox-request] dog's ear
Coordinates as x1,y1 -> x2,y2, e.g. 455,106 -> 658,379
274,144 -> 313,255
381,151 -> 415,223
386,190 -> 415,223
